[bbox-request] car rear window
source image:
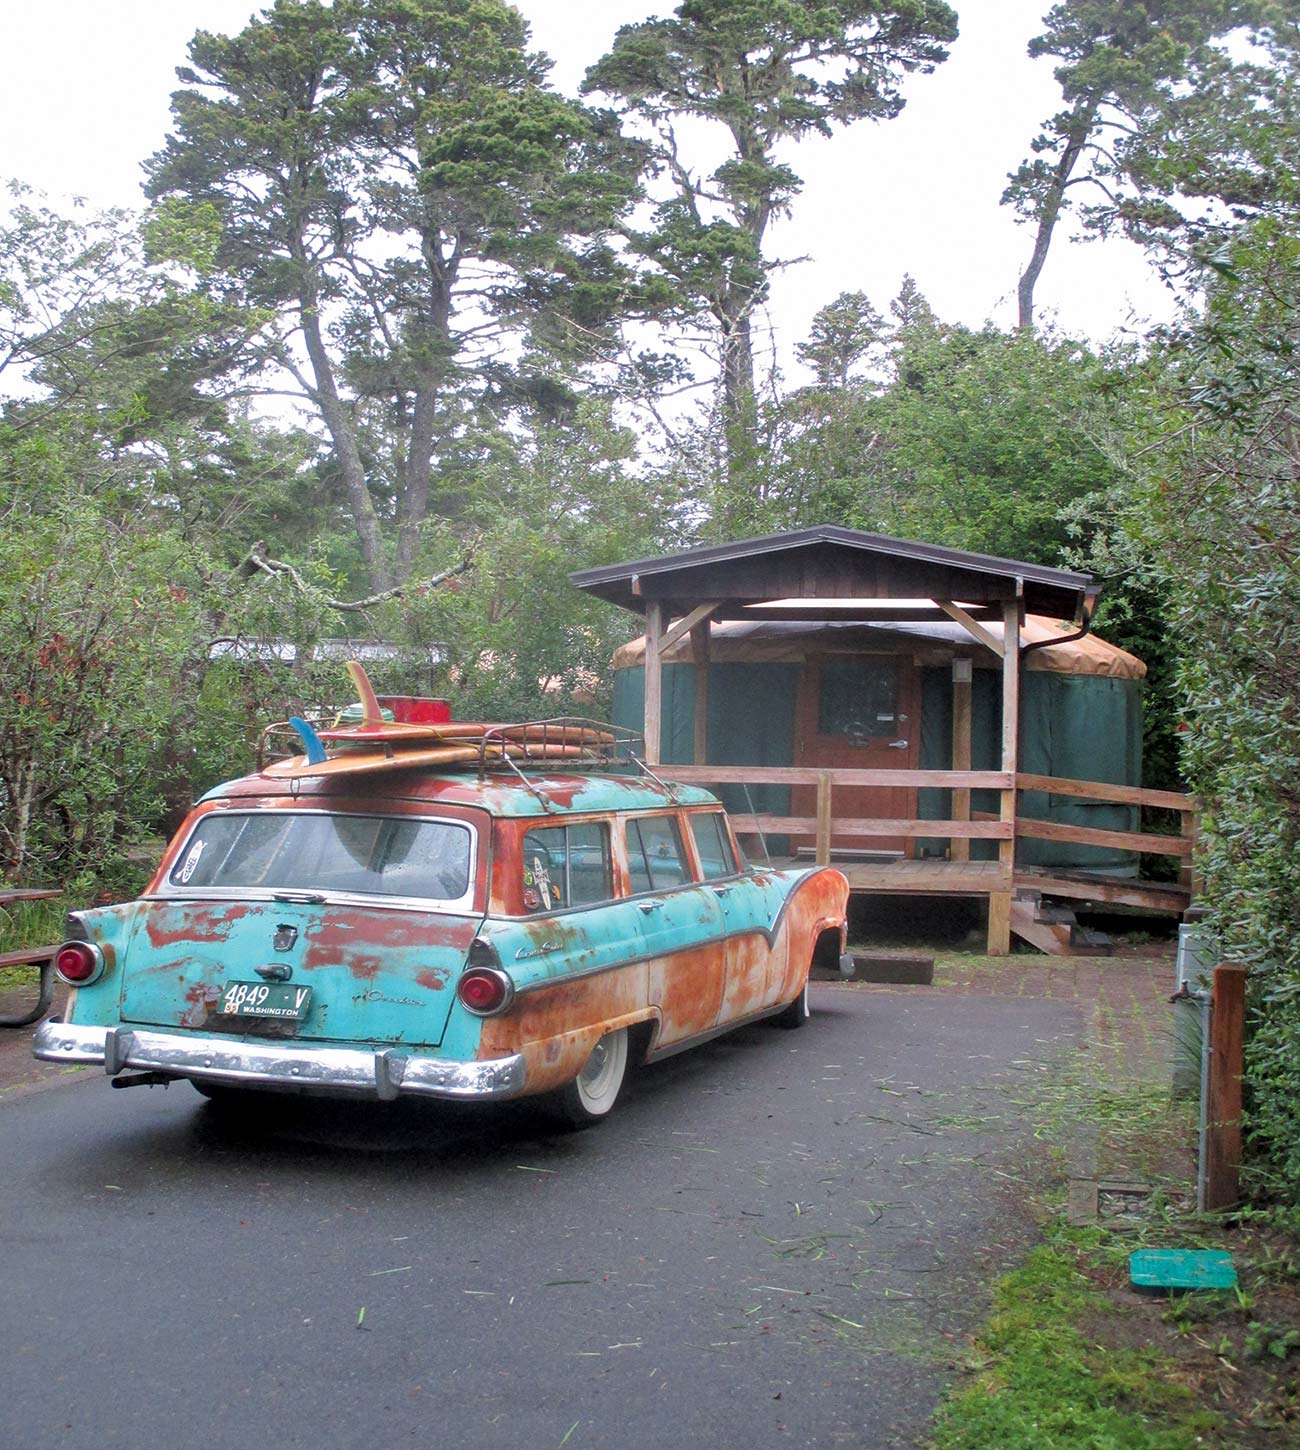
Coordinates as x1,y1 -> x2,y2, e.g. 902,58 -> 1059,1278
166,811 -> 473,903
689,812 -> 736,880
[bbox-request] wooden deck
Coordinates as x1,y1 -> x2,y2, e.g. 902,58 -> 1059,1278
763,855 -> 1011,895
757,856 -> 1188,912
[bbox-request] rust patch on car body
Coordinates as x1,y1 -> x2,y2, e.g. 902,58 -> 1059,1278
144,903 -> 252,949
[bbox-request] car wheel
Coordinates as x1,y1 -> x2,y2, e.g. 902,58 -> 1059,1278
551,1028 -> 629,1127
774,980 -> 810,1030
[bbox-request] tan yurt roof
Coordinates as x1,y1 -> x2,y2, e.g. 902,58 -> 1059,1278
610,615 -> 1146,680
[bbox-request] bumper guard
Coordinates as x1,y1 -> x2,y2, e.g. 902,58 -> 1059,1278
33,1020 -> 526,1102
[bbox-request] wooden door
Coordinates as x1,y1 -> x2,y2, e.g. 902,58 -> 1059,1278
792,655 -> 919,857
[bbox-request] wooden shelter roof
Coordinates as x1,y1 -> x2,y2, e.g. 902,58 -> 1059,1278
570,525 -> 1097,623
610,615 -> 1146,680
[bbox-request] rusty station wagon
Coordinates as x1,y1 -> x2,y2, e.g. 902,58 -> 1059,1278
34,695 -> 850,1125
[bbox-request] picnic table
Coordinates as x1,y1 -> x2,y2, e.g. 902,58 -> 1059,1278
0,889 -> 62,1028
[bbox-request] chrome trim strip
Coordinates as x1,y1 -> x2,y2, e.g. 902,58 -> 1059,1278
509,866 -> 838,998
645,999 -> 790,1060
32,1021 -> 525,1101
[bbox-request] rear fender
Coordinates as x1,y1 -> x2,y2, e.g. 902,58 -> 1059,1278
60,901 -> 143,1025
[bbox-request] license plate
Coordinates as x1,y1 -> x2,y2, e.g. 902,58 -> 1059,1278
219,981 -> 313,1020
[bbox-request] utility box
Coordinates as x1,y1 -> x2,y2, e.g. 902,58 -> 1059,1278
1173,918 -> 1212,1097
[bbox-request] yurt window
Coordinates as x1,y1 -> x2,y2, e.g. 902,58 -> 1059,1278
818,660 -> 900,740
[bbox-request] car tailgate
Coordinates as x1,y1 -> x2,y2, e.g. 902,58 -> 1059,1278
116,898 -> 482,1048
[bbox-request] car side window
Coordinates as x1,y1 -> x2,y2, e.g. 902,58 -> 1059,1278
689,812 -> 736,880
626,815 -> 689,893
522,822 -> 612,913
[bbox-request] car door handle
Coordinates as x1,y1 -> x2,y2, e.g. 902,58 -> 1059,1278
711,885 -> 731,897
887,739 -> 910,749
637,900 -> 662,914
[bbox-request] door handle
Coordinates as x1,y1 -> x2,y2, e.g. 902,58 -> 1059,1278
711,885 -> 731,897
637,900 -> 662,914
887,739 -> 910,750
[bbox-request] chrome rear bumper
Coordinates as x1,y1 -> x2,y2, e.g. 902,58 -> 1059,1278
32,1020 -> 526,1102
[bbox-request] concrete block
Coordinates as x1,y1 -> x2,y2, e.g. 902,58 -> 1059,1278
828,951 -> 935,985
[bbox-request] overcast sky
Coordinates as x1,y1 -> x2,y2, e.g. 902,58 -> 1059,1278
1,1 -> 1176,368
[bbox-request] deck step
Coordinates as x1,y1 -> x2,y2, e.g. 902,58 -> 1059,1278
1008,897 -> 1075,956
1070,925 -> 1115,956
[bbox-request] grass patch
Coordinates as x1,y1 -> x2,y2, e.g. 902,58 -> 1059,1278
932,1244 -> 1221,1449
929,999 -> 1300,1448
0,896 -> 73,992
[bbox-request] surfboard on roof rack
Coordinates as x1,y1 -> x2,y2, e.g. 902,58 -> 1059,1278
256,661 -> 632,779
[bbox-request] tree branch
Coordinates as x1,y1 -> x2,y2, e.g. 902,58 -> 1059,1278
236,538 -> 477,612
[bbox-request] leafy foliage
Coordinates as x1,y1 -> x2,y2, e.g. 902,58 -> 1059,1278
1118,220 -> 1300,1193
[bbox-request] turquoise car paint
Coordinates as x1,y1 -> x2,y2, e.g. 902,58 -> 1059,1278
113,898 -> 485,1050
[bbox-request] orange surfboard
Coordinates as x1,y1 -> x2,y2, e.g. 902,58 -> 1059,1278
261,740 -> 587,780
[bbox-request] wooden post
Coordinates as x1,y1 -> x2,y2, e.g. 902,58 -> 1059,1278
988,598 -> 1021,955
1180,806 -> 1201,897
815,770 -> 832,866
951,658 -> 972,864
691,619 -> 710,767
1203,963 -> 1248,1212
644,600 -> 664,766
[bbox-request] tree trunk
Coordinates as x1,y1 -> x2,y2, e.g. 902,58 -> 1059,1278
1017,99 -> 1098,332
298,299 -> 393,592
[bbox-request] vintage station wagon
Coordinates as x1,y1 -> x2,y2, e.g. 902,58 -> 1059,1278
34,708 -> 850,1125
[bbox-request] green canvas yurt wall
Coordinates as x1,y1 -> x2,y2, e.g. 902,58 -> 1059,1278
611,619 -> 1147,873
916,667 -> 1143,870
612,662 -> 799,835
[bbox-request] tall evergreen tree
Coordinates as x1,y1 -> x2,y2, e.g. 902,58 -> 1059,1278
1004,0 -> 1251,329
583,0 -> 957,512
147,0 -> 639,591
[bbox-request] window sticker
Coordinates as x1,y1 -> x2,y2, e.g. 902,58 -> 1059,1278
178,840 -> 205,883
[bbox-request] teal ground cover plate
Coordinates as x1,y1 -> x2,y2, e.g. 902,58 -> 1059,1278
1130,1248 -> 1238,1293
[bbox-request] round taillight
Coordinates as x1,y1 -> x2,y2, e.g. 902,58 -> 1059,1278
54,941 -> 104,986
457,967 -> 513,1016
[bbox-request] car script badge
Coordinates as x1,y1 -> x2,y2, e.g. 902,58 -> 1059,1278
273,924 -> 299,953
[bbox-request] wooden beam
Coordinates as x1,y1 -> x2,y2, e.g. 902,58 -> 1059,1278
644,599 -> 664,766
660,601 -> 720,656
988,891 -> 1012,956
1001,599 -> 1021,773
729,815 -> 1013,838
815,772 -> 833,865
1015,818 -> 1194,857
951,661 -> 973,863
691,618 -> 711,767
992,597 -> 1021,956
935,599 -> 1004,657
1203,963 -> 1247,1212
1014,871 -> 1190,913
1016,773 -> 1198,813
1181,809 -> 1202,896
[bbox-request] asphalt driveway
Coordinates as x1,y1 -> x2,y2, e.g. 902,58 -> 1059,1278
1,983 -> 1087,1449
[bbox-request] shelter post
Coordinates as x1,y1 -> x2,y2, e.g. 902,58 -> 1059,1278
950,657 -> 973,864
644,600 -> 664,766
691,619 -> 711,766
990,597 -> 1023,955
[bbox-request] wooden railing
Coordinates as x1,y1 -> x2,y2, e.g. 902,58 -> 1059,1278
655,764 -> 1199,889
